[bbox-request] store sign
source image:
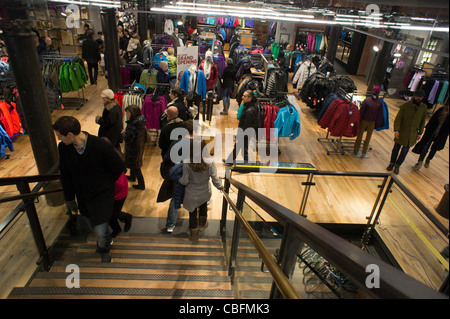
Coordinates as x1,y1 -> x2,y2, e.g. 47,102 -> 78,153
65,4 -> 81,29
176,46 -> 199,85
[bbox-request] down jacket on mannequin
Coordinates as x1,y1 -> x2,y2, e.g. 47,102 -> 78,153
199,51 -> 218,91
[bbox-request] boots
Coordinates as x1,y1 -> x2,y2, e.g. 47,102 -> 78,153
424,158 -> 431,168
198,216 -> 208,231
221,102 -> 229,115
189,228 -> 199,242
412,161 -> 423,171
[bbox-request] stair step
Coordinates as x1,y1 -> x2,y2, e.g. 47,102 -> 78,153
9,287 -> 234,299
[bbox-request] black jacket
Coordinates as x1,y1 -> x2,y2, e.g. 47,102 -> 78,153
239,101 -> 258,131
82,38 -> 101,64
168,98 -> 190,121
97,100 -> 123,148
221,65 -> 236,89
158,118 -> 185,158
124,115 -> 148,169
413,106 -> 449,152
59,133 -> 126,226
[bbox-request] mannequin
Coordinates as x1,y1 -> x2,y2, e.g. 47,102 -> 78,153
353,86 -> 384,157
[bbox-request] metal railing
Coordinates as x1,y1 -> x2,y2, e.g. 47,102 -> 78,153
220,164 -> 448,299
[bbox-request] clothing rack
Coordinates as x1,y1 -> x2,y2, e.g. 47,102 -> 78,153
318,89 -> 375,155
42,54 -> 86,110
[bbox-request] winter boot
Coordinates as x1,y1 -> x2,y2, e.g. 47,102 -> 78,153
393,165 -> 400,175
189,228 -> 199,242
198,216 -> 209,231
386,163 -> 395,171
424,158 -> 431,168
412,161 -> 423,171
221,102 -> 229,115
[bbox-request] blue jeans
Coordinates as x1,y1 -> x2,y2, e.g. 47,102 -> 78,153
82,217 -> 111,254
222,87 -> 232,105
166,198 -> 178,228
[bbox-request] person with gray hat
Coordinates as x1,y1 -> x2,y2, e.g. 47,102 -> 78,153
387,89 -> 427,174
96,89 -> 123,150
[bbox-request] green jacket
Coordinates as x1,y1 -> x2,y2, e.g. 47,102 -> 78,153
167,55 -> 177,75
394,99 -> 427,147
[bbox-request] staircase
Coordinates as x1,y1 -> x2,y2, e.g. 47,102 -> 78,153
8,231 -> 234,299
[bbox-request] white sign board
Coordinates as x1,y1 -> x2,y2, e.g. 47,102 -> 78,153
176,46 -> 199,86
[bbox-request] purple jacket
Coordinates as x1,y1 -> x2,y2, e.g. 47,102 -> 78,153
141,94 -> 167,130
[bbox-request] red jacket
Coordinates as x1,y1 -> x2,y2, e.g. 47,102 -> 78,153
199,60 -> 218,91
319,99 -> 360,137
0,100 -> 22,137
263,103 -> 279,142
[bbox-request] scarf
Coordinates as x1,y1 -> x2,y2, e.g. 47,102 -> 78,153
204,51 -> 213,80
188,65 -> 197,94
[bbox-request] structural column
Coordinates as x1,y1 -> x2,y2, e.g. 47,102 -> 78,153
326,25 -> 342,64
3,25 -> 63,206
367,40 -> 394,91
138,0 -> 149,43
101,8 -> 122,91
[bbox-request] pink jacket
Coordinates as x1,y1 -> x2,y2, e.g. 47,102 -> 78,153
115,172 -> 128,200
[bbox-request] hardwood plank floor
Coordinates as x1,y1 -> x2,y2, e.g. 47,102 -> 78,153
0,67 -> 448,295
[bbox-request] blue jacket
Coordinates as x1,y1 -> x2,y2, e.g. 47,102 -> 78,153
274,106 -> 301,140
169,162 -> 185,209
180,69 -> 207,100
375,98 -> 389,131
0,125 -> 13,159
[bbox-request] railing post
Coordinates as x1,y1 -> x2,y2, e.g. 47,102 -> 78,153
16,180 -> 51,271
270,223 -> 304,299
298,173 -> 315,217
220,177 -> 231,242
362,175 -> 394,246
228,189 -> 245,281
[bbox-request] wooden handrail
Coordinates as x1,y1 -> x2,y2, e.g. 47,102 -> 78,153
226,177 -> 447,299
222,190 -> 301,299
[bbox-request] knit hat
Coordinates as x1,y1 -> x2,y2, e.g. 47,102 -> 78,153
101,89 -> 114,100
226,58 -> 233,65
414,89 -> 426,98
372,86 -> 381,95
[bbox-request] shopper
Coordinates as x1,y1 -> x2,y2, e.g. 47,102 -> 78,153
167,47 -> 177,75
387,90 -> 427,174
157,61 -> 176,84
53,116 -> 126,262
167,88 -> 190,121
171,27 -> 184,48
157,106 -> 185,233
412,103 -> 449,171
101,137 -> 133,237
284,44 -> 293,71
224,90 -> 258,164
96,89 -> 123,150
81,30 -> 101,85
124,104 -> 148,190
37,36 -> 55,58
353,86 -> 384,158
127,35 -> 142,63
179,140 -> 223,241
221,58 -> 236,115
119,29 -> 131,55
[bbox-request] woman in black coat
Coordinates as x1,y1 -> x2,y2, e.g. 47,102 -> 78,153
167,88 -> 190,121
124,104 -> 148,190
96,90 -> 123,150
412,103 -> 449,170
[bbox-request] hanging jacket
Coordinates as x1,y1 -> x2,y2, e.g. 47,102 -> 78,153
263,103 -> 280,142
180,69 -> 207,99
141,94 -> 167,130
319,99 -> 360,138
0,124 -> 14,159
274,106 -> 300,140
375,99 -> 389,131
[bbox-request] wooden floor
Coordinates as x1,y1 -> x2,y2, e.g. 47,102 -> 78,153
0,68 -> 449,296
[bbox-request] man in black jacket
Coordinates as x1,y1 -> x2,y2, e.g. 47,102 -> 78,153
224,90 -> 258,164
82,30 -> 101,85
53,116 -> 126,262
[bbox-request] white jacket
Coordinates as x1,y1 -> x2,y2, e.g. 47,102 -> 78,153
292,61 -> 316,89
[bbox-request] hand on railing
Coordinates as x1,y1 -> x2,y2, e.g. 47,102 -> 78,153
66,200 -> 79,213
